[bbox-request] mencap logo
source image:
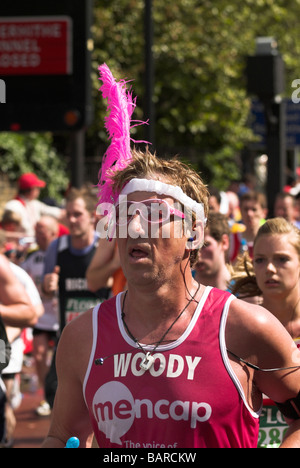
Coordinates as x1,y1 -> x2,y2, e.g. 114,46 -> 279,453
93,381 -> 135,445
0,79 -> 6,103
92,380 -> 212,445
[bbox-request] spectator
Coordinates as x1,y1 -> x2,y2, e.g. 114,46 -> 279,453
193,212 -> 231,290
208,186 -> 229,216
226,191 -> 242,225
230,217 -> 300,447
4,173 -> 63,238
22,215 -> 60,417
43,187 -> 110,330
237,173 -> 256,197
208,186 -> 221,212
42,187 -> 110,408
0,210 -> 27,263
274,192 -> 300,229
0,209 -> 24,235
229,191 -> 267,262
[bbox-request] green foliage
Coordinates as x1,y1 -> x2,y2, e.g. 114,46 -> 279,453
90,0 -> 300,189
2,0 -> 300,192
0,133 -> 68,202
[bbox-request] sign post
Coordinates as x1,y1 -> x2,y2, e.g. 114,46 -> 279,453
0,1 -> 93,187
0,0 -> 93,133
0,17 -> 72,76
246,38 -> 286,217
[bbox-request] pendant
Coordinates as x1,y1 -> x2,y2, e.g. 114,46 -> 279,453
140,352 -> 155,371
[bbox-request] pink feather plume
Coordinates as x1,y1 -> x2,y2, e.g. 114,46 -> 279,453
97,63 -> 148,205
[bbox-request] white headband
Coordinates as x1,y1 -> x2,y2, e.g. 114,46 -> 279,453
119,178 -> 206,224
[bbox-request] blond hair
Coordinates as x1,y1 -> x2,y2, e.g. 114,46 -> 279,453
111,148 -> 209,217
111,148 -> 209,266
230,217 -> 300,297
254,217 -> 300,255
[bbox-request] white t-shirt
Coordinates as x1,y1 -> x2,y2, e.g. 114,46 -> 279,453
21,250 -> 59,332
2,262 -> 42,375
4,198 -> 61,237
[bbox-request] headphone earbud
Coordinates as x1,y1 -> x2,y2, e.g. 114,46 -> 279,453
186,236 -> 196,250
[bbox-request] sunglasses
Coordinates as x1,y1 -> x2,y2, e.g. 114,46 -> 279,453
114,198 -> 185,226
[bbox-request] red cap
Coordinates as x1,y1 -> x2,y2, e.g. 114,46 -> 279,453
18,173 -> 46,190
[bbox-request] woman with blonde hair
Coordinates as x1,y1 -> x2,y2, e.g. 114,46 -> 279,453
230,217 -> 300,448
231,217 -> 300,336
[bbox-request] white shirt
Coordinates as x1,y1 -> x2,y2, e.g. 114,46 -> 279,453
2,262 -> 43,375
4,198 -> 61,237
21,250 -> 59,332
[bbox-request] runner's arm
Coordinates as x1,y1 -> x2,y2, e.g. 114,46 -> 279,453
228,299 -> 300,448
42,312 -> 94,448
0,255 -> 37,327
86,238 -> 119,292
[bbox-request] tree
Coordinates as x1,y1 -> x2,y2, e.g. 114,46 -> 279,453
91,0 -> 300,188
2,0 -> 300,192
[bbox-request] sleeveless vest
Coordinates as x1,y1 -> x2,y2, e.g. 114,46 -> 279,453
56,235 -> 108,330
83,287 -> 259,448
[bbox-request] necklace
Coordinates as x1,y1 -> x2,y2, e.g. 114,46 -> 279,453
121,284 -> 201,371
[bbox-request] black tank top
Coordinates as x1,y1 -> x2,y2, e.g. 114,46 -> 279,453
56,235 -> 110,330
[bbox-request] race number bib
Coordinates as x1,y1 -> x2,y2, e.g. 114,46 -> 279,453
65,297 -> 100,324
258,401 -> 288,448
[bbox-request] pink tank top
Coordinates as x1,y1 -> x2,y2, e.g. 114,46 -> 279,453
83,287 -> 259,448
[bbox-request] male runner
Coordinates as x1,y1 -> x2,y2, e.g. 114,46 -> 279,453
42,149 -> 300,448
42,187 -> 109,408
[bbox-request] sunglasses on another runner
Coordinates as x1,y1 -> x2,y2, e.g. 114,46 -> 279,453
115,198 -> 185,226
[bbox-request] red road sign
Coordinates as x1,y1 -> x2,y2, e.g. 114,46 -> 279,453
0,16 -> 72,75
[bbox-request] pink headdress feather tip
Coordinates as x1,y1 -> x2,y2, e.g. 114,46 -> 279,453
97,63 -> 149,205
